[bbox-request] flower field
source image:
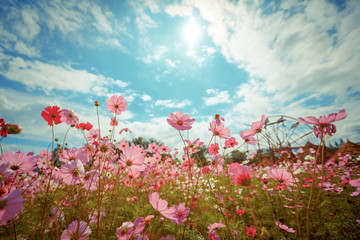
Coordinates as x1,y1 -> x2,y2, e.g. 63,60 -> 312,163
0,95 -> 360,240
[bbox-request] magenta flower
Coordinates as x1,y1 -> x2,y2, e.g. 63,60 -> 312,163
167,111 -> 195,131
60,221 -> 91,240
275,221 -> 296,233
0,190 -> 24,225
119,146 -> 145,172
230,164 -> 252,186
60,108 -> 79,125
168,203 -> 190,225
60,159 -> 85,185
208,230 -> 221,240
209,121 -> 230,139
245,225 -> 257,238
298,109 -> 347,138
116,222 -> 134,240
105,95 -> 128,115
0,151 -> 36,173
148,192 -> 174,218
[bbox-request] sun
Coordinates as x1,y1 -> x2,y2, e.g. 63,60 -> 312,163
182,18 -> 201,48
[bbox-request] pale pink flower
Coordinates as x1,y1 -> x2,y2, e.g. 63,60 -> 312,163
157,145 -> 171,153
240,130 -> 258,145
230,164 -> 252,186
0,163 -> 13,186
147,143 -> 158,153
148,192 -> 174,218
275,221 -> 296,233
0,151 -> 36,173
267,168 -> 298,186
60,159 -> 85,185
168,203 -> 190,225
0,190 -> 24,225
116,222 -> 134,240
167,111 -> 195,131
59,147 -> 89,164
184,138 -> 204,154
298,109 -> 347,138
243,115 -> 267,138
60,221 -> 91,240
119,146 -> 145,172
118,141 -> 130,151
105,95 -> 128,115
60,109 -> 79,125
214,113 -> 225,125
209,121 -> 230,139
86,129 -> 100,142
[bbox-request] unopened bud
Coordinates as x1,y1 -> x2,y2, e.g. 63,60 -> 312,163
95,101 -> 100,106
8,124 -> 22,134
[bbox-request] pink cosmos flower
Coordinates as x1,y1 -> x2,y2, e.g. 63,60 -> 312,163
208,222 -> 226,234
157,145 -> 171,153
239,130 -> 258,145
167,111 -> 195,131
267,168 -> 298,186
147,143 -> 158,153
168,203 -> 190,225
60,221 -> 91,240
231,164 -> 252,186
245,225 -> 256,238
275,221 -> 296,233
110,117 -> 118,126
86,129 -> 100,142
118,141 -> 130,151
59,147 -> 89,164
134,215 -> 154,234
148,192 -> 174,218
298,109 -> 347,138
60,109 -> 79,125
225,137 -> 238,148
60,159 -> 85,185
235,209 -> 246,216
243,115 -> 267,139
184,138 -> 204,154
41,106 -> 62,126
208,230 -> 221,240
116,222 -> 134,240
0,190 -> 24,225
208,143 -> 219,155
214,114 -> 225,125
105,95 -> 128,115
76,122 -> 93,131
0,163 -> 12,187
0,151 -> 36,173
209,121 -> 230,139
119,146 -> 145,172
120,128 -> 132,134
159,235 -> 176,240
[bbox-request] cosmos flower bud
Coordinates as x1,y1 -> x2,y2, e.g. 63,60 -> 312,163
95,101 -> 100,106
8,124 -> 22,134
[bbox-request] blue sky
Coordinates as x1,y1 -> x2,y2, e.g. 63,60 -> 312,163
0,0 -> 359,154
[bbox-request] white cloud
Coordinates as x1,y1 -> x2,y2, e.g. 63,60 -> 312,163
155,99 -> 192,108
203,89 -> 232,106
141,94 -> 152,101
14,41 -> 40,57
142,46 -> 168,64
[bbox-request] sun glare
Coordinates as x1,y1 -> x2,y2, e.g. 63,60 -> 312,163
183,18 -> 201,48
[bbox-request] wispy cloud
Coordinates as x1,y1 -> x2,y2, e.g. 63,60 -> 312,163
155,99 -> 192,108
203,89 -> 232,106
